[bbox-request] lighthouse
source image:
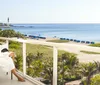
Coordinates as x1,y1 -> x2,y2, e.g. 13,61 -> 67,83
7,17 -> 9,27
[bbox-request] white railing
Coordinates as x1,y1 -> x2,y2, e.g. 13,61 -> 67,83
22,42 -> 26,75
0,37 -> 58,85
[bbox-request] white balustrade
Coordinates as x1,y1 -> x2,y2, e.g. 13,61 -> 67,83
53,46 -> 58,85
0,37 -> 58,85
23,42 -> 26,75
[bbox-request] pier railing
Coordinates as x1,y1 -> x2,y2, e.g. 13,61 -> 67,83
0,37 -> 58,85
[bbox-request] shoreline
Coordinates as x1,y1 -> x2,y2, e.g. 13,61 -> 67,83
0,26 -> 10,28
26,35 -> 96,44
1,26 -> 100,42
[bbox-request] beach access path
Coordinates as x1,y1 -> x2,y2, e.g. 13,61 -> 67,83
26,38 -> 100,63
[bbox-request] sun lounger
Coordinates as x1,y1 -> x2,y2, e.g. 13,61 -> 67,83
81,41 -> 85,43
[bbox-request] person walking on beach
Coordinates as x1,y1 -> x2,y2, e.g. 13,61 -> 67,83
0,48 -> 25,82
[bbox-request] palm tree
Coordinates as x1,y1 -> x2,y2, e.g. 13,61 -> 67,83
26,53 -> 35,75
36,52 -> 43,60
58,52 -> 79,85
42,57 -> 53,85
86,61 -> 100,85
80,62 -> 96,77
80,61 -> 100,85
26,52 -> 44,76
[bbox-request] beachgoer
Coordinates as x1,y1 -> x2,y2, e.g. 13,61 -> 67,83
0,48 -> 25,82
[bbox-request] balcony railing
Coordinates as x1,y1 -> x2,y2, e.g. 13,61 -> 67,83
0,37 -> 58,85
1,37 -> 100,85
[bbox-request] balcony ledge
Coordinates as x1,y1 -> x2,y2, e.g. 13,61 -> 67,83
0,70 -> 45,85
17,70 -> 45,85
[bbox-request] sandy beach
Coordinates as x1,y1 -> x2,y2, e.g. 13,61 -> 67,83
25,38 -> 100,63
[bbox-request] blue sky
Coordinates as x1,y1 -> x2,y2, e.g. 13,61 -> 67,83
0,0 -> 100,23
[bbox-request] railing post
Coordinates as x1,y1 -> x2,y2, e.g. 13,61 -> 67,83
23,42 -> 26,75
53,46 -> 58,85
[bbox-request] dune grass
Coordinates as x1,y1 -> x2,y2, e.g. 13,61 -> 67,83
80,50 -> 100,54
89,43 -> 100,47
46,39 -> 69,43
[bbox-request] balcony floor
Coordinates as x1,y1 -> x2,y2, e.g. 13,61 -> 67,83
0,70 -> 35,85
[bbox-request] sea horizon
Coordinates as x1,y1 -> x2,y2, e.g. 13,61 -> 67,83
1,23 -> 100,42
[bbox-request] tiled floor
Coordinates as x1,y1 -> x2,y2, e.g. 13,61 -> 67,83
0,70 -> 35,85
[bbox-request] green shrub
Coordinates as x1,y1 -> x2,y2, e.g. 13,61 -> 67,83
9,41 -> 20,45
90,74 -> 100,85
9,44 -> 20,49
9,41 -> 21,49
81,77 -> 87,85
14,54 -> 22,71
0,29 -> 25,38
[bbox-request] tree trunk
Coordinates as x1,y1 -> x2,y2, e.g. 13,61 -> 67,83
51,78 -> 53,85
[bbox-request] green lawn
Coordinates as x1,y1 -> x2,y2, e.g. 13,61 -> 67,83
46,39 -> 69,43
89,43 -> 100,47
9,41 -> 67,57
80,50 -> 100,54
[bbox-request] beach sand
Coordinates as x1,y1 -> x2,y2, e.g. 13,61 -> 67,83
24,38 -> 100,63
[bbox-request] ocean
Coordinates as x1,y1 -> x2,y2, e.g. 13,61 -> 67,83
2,24 -> 100,42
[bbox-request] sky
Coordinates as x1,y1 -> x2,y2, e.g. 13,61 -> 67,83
0,0 -> 100,23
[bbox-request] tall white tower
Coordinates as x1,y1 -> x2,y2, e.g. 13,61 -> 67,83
7,17 -> 9,27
